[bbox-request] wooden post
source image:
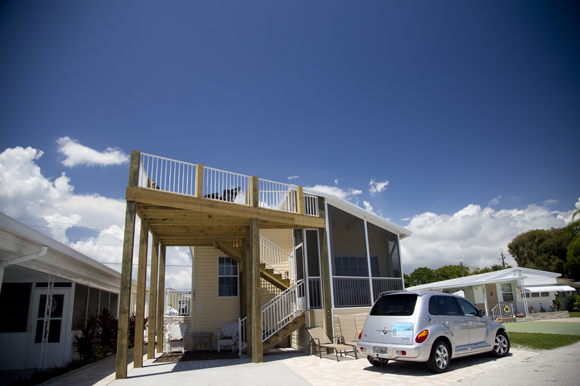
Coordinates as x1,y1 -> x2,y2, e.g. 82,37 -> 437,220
116,151 -> 140,379
156,245 -> 166,354
240,237 -> 248,320
147,235 -> 159,359
297,186 -> 304,215
248,219 -> 262,362
250,176 -> 259,208
195,164 -> 204,198
318,198 -> 333,339
134,218 -> 149,368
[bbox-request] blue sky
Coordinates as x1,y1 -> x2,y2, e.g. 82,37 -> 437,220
1,1 -> 579,287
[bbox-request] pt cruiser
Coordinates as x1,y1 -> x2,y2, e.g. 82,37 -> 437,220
356,290 -> 510,373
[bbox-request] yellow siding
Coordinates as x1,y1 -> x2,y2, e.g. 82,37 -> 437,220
295,309 -> 324,352
332,307 -> 370,339
261,229 -> 293,255
368,232 -> 390,276
331,224 -> 366,257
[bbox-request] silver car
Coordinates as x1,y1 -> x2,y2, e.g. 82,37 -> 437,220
356,290 -> 510,373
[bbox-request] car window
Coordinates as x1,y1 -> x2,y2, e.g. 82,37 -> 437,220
370,294 -> 417,316
456,297 -> 479,317
428,296 -> 441,315
436,296 -> 461,316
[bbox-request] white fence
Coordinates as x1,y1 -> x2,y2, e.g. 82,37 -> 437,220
492,302 -> 516,321
258,178 -> 297,213
203,166 -> 249,203
165,290 -> 192,316
304,194 -> 319,216
238,316 -> 247,355
372,278 -> 404,302
139,153 -> 197,195
260,235 -> 293,281
333,277 -> 372,307
262,280 -> 306,343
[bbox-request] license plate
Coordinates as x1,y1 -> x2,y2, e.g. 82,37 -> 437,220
374,347 -> 388,358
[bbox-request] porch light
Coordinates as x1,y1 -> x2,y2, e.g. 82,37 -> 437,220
415,329 -> 429,343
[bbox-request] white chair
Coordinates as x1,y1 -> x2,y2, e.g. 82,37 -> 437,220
165,322 -> 189,353
217,320 -> 239,353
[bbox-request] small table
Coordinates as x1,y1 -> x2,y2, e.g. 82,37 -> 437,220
190,332 -> 213,352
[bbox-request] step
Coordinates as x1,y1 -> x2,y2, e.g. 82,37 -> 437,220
262,315 -> 305,354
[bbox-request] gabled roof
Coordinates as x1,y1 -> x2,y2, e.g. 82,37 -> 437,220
406,267 -> 561,291
304,187 -> 412,240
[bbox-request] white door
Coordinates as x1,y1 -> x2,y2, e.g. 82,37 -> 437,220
26,288 -> 70,369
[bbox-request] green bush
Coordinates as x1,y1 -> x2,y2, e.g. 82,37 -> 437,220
567,294 -> 580,312
553,297 -> 562,311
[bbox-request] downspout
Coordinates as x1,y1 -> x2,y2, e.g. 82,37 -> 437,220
0,246 -> 49,294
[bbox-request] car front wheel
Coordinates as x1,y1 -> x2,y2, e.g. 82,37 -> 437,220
491,331 -> 510,357
426,340 -> 450,373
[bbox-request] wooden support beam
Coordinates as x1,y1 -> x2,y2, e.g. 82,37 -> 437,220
241,236 -> 248,321
134,218 -> 149,368
116,150 -> 140,380
317,198 -> 334,339
215,239 -> 242,262
156,245 -> 166,354
195,164 -> 204,198
297,186 -> 304,215
250,176 -> 259,208
248,218 -> 262,363
147,235 -> 159,360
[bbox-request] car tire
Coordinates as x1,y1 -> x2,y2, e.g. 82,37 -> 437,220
367,355 -> 389,367
426,340 -> 451,373
491,330 -> 510,357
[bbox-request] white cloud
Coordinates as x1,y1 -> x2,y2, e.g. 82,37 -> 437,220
57,136 -> 129,167
488,195 -> 502,206
307,184 -> 362,201
287,175 -> 299,180
576,197 -> 580,210
369,179 -> 389,196
543,199 -> 558,206
400,202 -> 578,275
334,179 -> 339,185
363,201 -> 374,213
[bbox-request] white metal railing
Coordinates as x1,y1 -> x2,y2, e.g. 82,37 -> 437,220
492,302 -> 516,321
261,280 -> 306,343
372,277 -> 404,302
259,178 -> 297,213
333,277 -> 372,307
165,290 -> 192,316
304,194 -> 319,216
260,235 -> 293,281
203,166 -> 249,203
308,277 -> 322,309
238,316 -> 247,355
139,153 -> 197,195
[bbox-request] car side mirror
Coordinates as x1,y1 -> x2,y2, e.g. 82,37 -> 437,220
478,310 -> 485,317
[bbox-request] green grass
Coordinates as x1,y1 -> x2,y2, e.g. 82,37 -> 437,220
568,312 -> 580,318
509,332 -> 580,350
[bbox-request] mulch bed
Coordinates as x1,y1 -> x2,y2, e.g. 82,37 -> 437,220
154,350 -> 239,363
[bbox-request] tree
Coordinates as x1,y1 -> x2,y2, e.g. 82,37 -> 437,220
406,267 -> 437,287
564,218 -> 580,280
471,264 -> 511,275
434,264 -> 470,281
508,228 -> 572,274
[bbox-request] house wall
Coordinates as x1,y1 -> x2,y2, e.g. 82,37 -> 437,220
367,231 -> 389,277
332,307 -> 369,341
261,229 -> 293,255
330,224 -> 367,260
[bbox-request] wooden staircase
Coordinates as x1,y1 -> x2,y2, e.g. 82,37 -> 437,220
260,263 -> 291,290
262,314 -> 305,353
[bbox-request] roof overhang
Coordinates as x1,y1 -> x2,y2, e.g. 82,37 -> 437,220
524,285 -> 577,293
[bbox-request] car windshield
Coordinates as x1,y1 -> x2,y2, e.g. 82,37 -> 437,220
370,293 -> 417,316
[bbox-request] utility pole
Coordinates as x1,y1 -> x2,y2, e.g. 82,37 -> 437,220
460,262 -> 464,277
499,252 -> 506,268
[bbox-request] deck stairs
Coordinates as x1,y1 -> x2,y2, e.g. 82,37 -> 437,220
217,236 -> 305,354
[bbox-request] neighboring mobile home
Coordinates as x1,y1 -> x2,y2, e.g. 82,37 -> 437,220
407,267 -> 576,318
115,152 -> 411,379
0,213 -> 137,371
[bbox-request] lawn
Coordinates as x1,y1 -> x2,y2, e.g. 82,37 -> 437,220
569,312 -> 580,318
509,332 -> 580,350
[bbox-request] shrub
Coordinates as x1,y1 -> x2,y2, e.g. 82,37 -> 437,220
73,316 -> 98,361
567,294 -> 580,312
553,296 -> 562,311
128,313 -> 148,348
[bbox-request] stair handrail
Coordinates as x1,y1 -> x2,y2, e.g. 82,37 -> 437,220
261,279 -> 306,343
260,235 -> 293,282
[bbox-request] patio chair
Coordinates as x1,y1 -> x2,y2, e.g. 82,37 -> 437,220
335,315 -> 360,346
217,320 -> 239,353
165,322 -> 189,353
306,326 -> 358,361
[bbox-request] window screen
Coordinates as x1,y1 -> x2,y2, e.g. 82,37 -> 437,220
0,283 -> 31,332
71,284 -> 88,330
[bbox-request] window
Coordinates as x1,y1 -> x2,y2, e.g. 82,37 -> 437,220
531,293 -> 540,298
429,296 -> 441,315
218,257 -> 238,297
334,256 -> 368,277
501,283 -> 514,302
437,296 -> 461,316
0,283 -> 31,332
456,297 -> 479,317
541,292 -> 549,297
370,293 -> 417,316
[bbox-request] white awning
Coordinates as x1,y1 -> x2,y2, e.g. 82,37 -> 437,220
524,285 -> 577,293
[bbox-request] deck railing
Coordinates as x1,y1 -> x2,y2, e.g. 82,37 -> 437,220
238,316 -> 247,355
333,277 -> 372,308
260,235 -> 293,281
261,280 -> 305,343
139,153 -> 197,195
492,302 -> 516,321
308,277 -> 322,309
165,290 -> 192,316
138,153 -> 319,216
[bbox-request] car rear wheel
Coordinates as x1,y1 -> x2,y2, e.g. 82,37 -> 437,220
426,340 -> 450,373
367,355 -> 389,367
491,331 -> 510,357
